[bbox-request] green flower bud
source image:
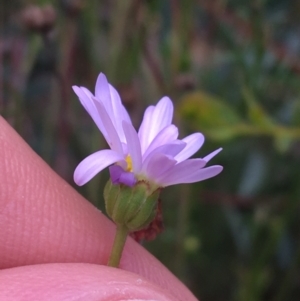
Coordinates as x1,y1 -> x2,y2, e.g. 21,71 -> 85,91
104,180 -> 161,232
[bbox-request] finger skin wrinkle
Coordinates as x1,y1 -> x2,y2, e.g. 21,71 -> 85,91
0,118 -> 111,266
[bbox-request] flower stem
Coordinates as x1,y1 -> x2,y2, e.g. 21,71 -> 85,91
107,224 -> 129,267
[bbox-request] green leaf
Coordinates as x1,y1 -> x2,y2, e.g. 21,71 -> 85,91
242,87 -> 274,129
273,130 -> 294,153
179,91 -> 242,127
178,91 -> 244,141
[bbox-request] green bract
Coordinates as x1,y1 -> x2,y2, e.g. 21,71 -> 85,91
104,180 -> 161,231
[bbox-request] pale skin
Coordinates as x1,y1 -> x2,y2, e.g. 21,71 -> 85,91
0,117 -> 198,301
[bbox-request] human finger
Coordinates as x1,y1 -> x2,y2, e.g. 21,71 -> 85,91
0,263 -> 179,301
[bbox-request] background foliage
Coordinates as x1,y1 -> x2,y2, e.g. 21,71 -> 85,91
1,0 -> 300,300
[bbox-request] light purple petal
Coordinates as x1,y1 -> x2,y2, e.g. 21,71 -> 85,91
95,73 -> 113,116
81,86 -> 94,99
120,106 -> 131,124
74,149 -> 124,186
154,141 -> 186,157
109,165 -> 123,183
157,158 -> 207,185
175,133 -> 205,163
108,84 -> 132,142
119,171 -> 136,186
122,121 -> 142,173
73,85 -> 93,114
93,98 -> 124,154
143,153 -> 177,181
72,86 -> 107,138
142,141 -> 186,170
95,74 -> 127,144
142,125 -> 179,158
138,97 -> 174,153
121,142 -> 128,155
95,74 -> 133,144
109,84 -> 131,124
138,105 -> 155,154
151,96 -> 173,132
147,97 -> 173,147
203,148 -> 223,162
141,141 -> 185,173
162,165 -> 223,186
109,165 -> 136,187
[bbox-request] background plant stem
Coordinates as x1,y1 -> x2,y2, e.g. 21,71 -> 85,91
107,225 -> 129,268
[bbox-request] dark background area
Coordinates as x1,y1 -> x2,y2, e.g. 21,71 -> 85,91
1,1 -> 300,300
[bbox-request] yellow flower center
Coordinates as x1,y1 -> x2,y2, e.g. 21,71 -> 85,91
125,155 -> 133,172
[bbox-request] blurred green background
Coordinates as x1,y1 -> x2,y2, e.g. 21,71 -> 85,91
1,0 -> 300,300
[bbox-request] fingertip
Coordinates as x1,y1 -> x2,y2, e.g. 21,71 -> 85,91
0,263 -> 178,301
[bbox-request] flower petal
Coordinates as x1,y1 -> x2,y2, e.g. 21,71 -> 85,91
177,165 -> 223,185
93,98 -> 124,154
141,141 -> 185,172
109,84 -> 131,123
152,96 -> 173,132
72,86 -> 107,138
122,121 -> 142,173
95,73 -> 113,116
119,171 -> 136,186
143,153 -> 177,181
142,141 -> 186,170
95,74 -> 134,144
108,84 -> 132,142
109,165 -> 136,187
175,133 -> 205,163
138,105 -> 155,154
203,148 -> 223,162
138,96 -> 173,153
74,149 -> 124,186
157,158 -> 207,185
160,164 -> 223,186
142,125 -> 179,159
109,165 -> 123,183
81,86 -> 94,99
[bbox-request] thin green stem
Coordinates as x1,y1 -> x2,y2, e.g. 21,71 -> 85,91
107,224 -> 129,268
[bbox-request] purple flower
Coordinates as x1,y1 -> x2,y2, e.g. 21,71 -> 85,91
73,73 -> 223,188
